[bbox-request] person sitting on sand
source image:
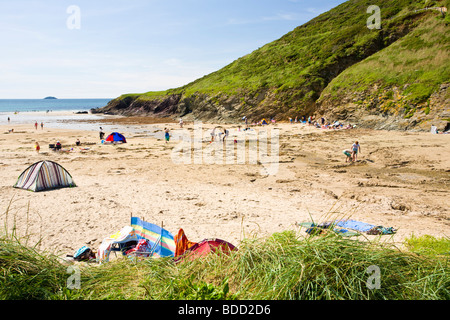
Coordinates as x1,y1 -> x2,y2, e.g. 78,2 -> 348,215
76,139 -> 81,146
351,141 -> 361,162
56,141 -> 62,151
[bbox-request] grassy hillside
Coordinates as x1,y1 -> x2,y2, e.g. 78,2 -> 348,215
96,0 -> 449,129
317,5 -> 450,130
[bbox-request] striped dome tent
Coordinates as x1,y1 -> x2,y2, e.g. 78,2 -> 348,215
13,160 -> 76,192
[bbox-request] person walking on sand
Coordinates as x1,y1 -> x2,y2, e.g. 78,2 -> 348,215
35,142 -> 40,153
351,141 -> 361,162
40,122 -> 44,130
34,121 -> 38,130
164,128 -> 170,143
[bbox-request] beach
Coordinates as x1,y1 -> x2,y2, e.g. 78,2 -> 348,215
0,112 -> 449,257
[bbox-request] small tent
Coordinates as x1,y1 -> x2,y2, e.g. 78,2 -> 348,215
13,160 -> 76,192
175,231 -> 237,262
261,119 -> 268,125
105,132 -> 127,143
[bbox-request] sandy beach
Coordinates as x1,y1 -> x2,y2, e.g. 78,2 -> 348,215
0,113 -> 449,257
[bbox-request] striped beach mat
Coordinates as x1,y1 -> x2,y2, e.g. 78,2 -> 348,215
13,160 -> 76,192
131,217 -> 176,258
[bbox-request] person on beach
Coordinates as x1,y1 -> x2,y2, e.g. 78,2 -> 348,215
76,139 -> 81,146
343,149 -> 352,163
179,118 -> 183,128
40,122 -> 44,130
351,141 -> 361,162
210,127 -> 216,142
34,121 -> 38,130
222,128 -> 229,142
35,142 -> 40,153
99,127 -> 105,140
7,117 -> 10,123
164,128 -> 170,143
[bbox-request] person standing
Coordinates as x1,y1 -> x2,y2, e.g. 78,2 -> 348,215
179,118 -> 183,128
222,128 -> 229,142
210,127 -> 216,142
40,122 -> 44,130
351,141 -> 361,162
164,128 -> 170,143
34,121 -> 38,130
35,142 -> 40,153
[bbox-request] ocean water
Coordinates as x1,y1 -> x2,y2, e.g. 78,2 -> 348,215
0,98 -> 111,113
0,98 -> 167,135
0,99 -> 113,130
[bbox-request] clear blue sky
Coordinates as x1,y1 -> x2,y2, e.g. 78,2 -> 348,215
0,0 -> 346,99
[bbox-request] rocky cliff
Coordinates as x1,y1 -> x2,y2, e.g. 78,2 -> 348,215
92,0 -> 450,131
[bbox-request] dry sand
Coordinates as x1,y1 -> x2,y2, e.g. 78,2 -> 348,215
0,115 -> 449,257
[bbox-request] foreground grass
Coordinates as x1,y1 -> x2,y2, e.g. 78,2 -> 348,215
0,231 -> 448,300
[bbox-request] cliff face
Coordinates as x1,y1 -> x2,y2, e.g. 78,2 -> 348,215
92,0 -> 450,131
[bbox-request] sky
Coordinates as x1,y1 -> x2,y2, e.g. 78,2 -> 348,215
0,0 -> 347,99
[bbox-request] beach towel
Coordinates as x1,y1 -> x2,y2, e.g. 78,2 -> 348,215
296,222 -> 360,237
97,226 -> 138,263
174,228 -> 198,258
335,220 -> 375,232
125,239 -> 152,257
335,220 -> 396,235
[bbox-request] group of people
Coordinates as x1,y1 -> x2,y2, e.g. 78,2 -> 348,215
343,141 -> 361,163
210,127 -> 230,142
34,121 -> 44,130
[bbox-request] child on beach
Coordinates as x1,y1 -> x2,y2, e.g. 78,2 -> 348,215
35,142 -> 40,153
164,128 -> 170,143
351,141 -> 361,162
343,149 -> 352,162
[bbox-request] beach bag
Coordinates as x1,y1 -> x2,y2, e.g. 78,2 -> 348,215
73,246 -> 96,261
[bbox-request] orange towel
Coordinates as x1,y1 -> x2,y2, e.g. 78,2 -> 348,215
174,228 -> 197,257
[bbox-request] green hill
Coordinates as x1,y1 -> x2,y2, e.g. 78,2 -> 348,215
93,0 -> 450,131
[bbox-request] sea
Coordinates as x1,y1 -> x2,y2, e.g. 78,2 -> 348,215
0,98 -> 168,137
0,98 -> 114,131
